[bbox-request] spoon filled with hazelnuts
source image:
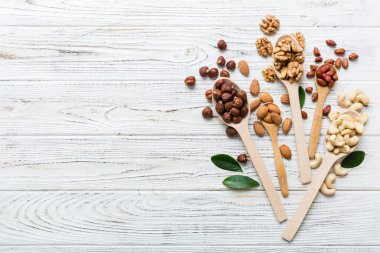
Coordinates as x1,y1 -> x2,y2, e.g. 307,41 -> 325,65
212,77 -> 287,223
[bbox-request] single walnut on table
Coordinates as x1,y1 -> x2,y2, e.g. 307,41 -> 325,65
256,37 -> 273,57
292,32 -> 305,49
260,15 -> 280,35
262,66 -> 278,82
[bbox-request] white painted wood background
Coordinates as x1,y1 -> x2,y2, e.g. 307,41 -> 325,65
0,0 -> 379,252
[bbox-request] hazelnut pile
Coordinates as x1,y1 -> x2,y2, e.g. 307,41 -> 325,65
213,78 -> 249,124
273,36 -> 304,83
256,37 -> 273,57
260,15 -> 280,35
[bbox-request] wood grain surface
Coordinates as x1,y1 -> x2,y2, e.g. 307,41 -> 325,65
0,0 -> 378,252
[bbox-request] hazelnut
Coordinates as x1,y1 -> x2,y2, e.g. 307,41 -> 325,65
301,110 -> 308,119
222,112 -> 232,123
236,90 -> 247,101
199,66 -> 209,77
217,39 -> 227,50
240,106 -> 248,117
208,68 -> 219,78
230,107 -> 240,117
202,107 -> 213,118
226,60 -> 236,70
232,96 -> 244,108
226,126 -> 238,137
237,154 -> 248,163
220,70 -> 230,78
217,56 -> 226,67
215,101 -> 225,114
184,76 -> 196,86
215,79 -> 224,88
232,116 -> 242,124
213,89 -> 222,100
221,83 -> 233,93
205,89 -> 212,100
222,92 -> 233,102
305,87 -> 313,94
224,101 -> 233,112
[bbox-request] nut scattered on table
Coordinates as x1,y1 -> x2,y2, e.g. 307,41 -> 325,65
282,118 -> 292,135
238,60 -> 250,76
202,106 -> 213,118
250,79 -> 260,96
217,39 -> 227,50
217,56 -> 226,67
280,94 -> 290,104
226,60 -> 236,70
260,15 -> 280,35
256,37 -> 273,57
237,154 -> 248,163
226,126 -> 238,137
280,145 -> 292,160
184,76 -> 196,86
262,65 -> 278,82
326,39 -> 337,47
250,98 -> 261,112
257,103 -> 282,125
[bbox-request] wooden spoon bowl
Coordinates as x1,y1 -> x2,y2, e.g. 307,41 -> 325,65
282,110 -> 362,241
212,78 -> 287,223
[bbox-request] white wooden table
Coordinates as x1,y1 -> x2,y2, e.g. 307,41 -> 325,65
0,0 -> 379,252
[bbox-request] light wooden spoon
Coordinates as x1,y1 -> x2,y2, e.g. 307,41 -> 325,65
212,78 -> 287,223
308,64 -> 336,159
260,103 -> 288,198
273,35 -> 311,184
282,110 -> 362,241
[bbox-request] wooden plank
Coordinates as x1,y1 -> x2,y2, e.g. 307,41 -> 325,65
0,135 -> 376,190
0,81 -> 376,136
0,27 -> 377,81
0,191 -> 378,245
0,246 -> 378,253
0,0 -> 378,27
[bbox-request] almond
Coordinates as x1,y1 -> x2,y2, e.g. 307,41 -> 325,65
268,103 -> 280,114
282,118 -> 292,135
279,145 -> 292,159
271,112 -> 282,125
238,60 -> 250,77
263,112 -> 272,123
281,94 -> 290,105
249,98 -> 261,112
259,92 -> 273,103
250,79 -> 260,96
256,105 -> 268,119
253,121 -> 265,137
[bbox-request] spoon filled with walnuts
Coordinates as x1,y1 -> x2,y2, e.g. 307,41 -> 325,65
212,77 -> 287,223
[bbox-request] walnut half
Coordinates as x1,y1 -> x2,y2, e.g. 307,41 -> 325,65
260,15 -> 280,36
262,66 -> 278,82
256,37 -> 273,57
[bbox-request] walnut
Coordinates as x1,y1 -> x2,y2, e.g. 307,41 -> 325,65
256,37 -> 273,57
262,66 -> 278,82
260,15 -> 280,35
286,62 -> 303,83
292,32 -> 305,48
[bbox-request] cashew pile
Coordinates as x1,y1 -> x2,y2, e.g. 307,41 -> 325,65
273,36 -> 304,83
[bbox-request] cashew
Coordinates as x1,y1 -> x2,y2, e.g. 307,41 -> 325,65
344,135 -> 360,147
337,114 -> 352,121
353,94 -> 369,106
341,128 -> 356,137
310,153 -> 323,169
349,102 -> 363,112
332,135 -> 345,147
338,120 -> 355,132
326,141 -> 335,152
333,163 -> 349,176
361,112 -> 368,124
325,173 -> 336,189
348,89 -> 363,102
328,123 -> 339,135
354,121 -> 365,134
337,92 -> 351,108
333,145 -> 350,154
328,111 -> 341,121
320,183 -> 336,196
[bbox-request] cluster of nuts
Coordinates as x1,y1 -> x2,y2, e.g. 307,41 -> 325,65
260,15 -> 280,35
337,89 -> 369,109
315,64 -> 338,88
256,37 -> 273,57
273,36 -> 304,83
262,66 -> 278,82
256,102 -> 282,125
213,78 -> 249,124
325,113 -> 364,155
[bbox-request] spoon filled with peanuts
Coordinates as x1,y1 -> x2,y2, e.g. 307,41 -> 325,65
212,77 -> 287,223
282,110 -> 364,241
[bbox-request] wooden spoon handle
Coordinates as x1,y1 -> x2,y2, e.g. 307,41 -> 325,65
270,132 -> 288,197
238,126 -> 287,223
288,85 -> 311,184
308,91 -> 328,158
282,154 -> 336,241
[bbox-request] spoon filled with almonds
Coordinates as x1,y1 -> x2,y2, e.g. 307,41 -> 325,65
273,34 -> 311,184
257,102 -> 288,197
212,77 -> 287,223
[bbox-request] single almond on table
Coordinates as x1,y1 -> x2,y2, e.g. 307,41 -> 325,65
282,118 -> 292,135
250,79 -> 260,96
256,105 -> 268,119
281,94 -> 290,105
250,98 -> 261,112
279,145 -> 292,160
259,92 -> 273,103
238,60 -> 250,76
253,120 -> 265,137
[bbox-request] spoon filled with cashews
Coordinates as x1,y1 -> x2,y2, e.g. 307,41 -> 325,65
282,110 -> 365,241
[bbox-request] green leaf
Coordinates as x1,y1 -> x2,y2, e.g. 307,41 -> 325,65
211,154 -> 242,172
299,86 -> 306,109
223,175 -> 260,189
341,151 -> 365,168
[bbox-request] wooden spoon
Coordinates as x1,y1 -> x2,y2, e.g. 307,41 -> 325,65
282,110 -> 362,241
308,64 -> 336,159
212,78 -> 287,223
273,35 -> 311,184
260,103 -> 288,198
